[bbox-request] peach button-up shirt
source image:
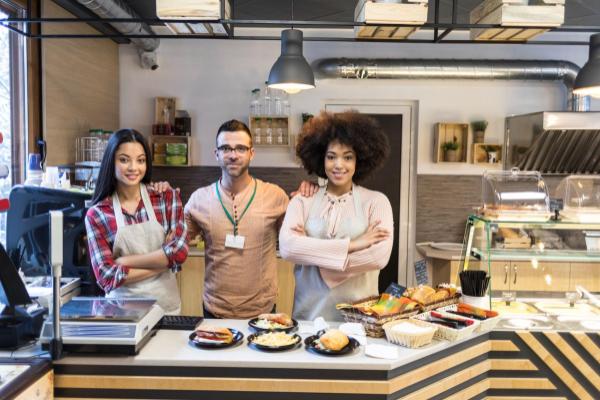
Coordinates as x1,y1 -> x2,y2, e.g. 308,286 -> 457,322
184,178 -> 289,318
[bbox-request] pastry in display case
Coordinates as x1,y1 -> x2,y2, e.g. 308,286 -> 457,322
480,168 -> 552,221
556,175 -> 600,223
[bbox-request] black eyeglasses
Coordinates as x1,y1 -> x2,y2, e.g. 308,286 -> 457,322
217,145 -> 252,155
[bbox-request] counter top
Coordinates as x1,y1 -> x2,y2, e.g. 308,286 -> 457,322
416,243 -> 464,261
54,319 -> 486,372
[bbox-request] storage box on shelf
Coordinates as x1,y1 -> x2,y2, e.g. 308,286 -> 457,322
156,0 -> 232,36
433,123 -> 468,163
473,143 -> 503,165
248,116 -> 290,147
469,0 -> 565,42
354,0 -> 428,40
151,135 -> 192,167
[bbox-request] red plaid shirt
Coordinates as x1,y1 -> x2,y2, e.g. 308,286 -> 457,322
85,186 -> 188,293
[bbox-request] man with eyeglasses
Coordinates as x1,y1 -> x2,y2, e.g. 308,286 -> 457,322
184,120 -> 299,319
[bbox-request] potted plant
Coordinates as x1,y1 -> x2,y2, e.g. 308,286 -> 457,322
471,120 -> 488,144
442,137 -> 460,162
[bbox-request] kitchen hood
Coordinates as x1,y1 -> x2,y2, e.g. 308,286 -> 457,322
504,112 -> 600,175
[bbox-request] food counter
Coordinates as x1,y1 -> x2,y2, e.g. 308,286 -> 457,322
0,359 -> 52,400
49,318 -> 600,400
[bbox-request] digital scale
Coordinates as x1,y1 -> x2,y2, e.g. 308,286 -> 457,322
40,297 -> 164,355
24,276 -> 81,308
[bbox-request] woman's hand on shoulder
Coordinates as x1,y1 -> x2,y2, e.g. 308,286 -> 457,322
348,220 -> 390,253
149,181 -> 179,193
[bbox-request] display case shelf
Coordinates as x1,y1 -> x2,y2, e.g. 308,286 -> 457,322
470,215 -> 600,230
471,247 -> 600,263
460,214 -> 600,299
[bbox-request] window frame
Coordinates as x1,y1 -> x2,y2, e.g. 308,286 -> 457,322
1,0 -> 27,184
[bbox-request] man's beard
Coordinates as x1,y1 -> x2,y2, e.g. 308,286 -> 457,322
222,162 -> 249,178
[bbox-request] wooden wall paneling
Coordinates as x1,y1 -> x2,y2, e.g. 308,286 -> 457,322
26,0 -> 42,155
177,255 -> 204,316
572,332 -> 600,364
276,258 -> 294,316
517,331 -> 595,400
544,331 -> 600,392
389,340 -> 490,393
41,0 -> 119,165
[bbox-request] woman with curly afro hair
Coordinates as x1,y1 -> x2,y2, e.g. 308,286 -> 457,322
279,111 -> 394,321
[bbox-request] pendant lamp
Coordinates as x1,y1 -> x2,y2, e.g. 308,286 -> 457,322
573,33 -> 600,98
268,29 -> 315,94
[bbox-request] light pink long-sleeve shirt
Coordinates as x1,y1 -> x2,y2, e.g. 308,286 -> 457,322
279,185 -> 394,288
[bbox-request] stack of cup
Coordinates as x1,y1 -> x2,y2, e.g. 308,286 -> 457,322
24,153 -> 43,185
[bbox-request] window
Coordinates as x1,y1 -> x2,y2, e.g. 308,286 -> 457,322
0,9 -> 12,245
0,2 -> 27,245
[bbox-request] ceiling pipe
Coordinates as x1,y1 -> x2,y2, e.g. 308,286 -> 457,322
314,58 -> 590,111
75,0 -> 160,69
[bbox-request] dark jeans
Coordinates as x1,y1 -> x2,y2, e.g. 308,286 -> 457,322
203,305 -> 276,319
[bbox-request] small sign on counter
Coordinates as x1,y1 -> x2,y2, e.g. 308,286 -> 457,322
414,259 -> 428,286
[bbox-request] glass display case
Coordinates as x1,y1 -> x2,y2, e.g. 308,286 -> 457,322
556,175 -> 600,223
481,168 -> 551,221
459,215 -> 600,320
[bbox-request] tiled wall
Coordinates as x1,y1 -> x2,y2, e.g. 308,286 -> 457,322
156,167 -> 565,245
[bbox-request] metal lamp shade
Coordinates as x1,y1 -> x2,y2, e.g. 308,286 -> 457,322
268,29 -> 315,94
574,33 -> 600,98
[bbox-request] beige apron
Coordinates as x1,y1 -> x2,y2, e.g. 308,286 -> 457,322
293,186 -> 379,321
106,185 -> 181,315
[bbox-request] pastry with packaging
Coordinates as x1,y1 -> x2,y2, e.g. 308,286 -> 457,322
319,329 -> 349,351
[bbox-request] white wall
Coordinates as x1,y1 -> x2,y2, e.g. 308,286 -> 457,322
119,37 -> 598,175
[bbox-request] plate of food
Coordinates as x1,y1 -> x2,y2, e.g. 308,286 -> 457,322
247,331 -> 302,352
304,329 -> 359,356
189,325 -> 244,349
248,313 -> 298,333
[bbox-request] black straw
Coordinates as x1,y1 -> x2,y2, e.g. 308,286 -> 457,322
459,270 -> 490,297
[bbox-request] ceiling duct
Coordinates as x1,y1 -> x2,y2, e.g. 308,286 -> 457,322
314,58 -> 589,111
76,0 -> 160,69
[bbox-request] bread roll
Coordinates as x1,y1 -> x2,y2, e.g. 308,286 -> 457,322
411,285 -> 436,304
319,329 -> 349,351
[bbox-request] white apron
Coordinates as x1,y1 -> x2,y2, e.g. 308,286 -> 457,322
106,185 -> 181,315
292,186 -> 379,321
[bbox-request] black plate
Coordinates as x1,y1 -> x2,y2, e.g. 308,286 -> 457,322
247,331 -> 302,352
304,334 -> 359,356
248,317 -> 298,333
188,329 -> 244,349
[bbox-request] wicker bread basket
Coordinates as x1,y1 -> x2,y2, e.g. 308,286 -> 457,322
417,294 -> 461,312
338,296 -> 419,338
382,319 -> 438,348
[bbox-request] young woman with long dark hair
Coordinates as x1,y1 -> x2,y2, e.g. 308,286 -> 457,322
85,129 -> 188,314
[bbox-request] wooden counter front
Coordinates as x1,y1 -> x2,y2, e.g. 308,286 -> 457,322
51,319 -> 600,399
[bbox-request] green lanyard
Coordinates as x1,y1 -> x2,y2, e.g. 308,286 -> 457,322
215,178 -> 257,236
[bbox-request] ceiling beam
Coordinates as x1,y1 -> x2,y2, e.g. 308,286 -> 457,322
51,0 -> 130,44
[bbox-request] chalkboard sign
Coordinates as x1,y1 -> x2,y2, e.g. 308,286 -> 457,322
414,259 -> 428,286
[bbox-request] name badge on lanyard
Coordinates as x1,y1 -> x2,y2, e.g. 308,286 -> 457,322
225,234 -> 246,249
216,179 -> 257,251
